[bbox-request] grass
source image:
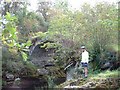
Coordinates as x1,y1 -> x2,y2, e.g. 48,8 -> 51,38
90,70 -> 119,80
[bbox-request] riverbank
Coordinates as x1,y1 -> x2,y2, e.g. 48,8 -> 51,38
56,70 -> 120,89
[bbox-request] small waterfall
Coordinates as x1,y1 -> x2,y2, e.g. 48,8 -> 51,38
66,62 -> 84,81
29,45 -> 36,56
65,62 -> 76,81
66,66 -> 75,81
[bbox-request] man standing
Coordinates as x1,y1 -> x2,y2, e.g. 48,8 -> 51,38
81,45 -> 89,78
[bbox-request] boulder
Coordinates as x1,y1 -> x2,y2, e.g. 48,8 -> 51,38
101,62 -> 111,70
6,73 -> 14,81
37,68 -> 49,75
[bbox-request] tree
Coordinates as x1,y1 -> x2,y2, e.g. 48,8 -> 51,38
47,2 -> 118,69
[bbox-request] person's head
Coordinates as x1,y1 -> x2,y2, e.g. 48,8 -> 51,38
81,45 -> 86,52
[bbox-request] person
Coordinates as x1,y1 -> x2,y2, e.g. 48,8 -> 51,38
80,45 -> 89,78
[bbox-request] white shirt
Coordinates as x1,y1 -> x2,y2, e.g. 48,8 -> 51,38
81,50 -> 89,63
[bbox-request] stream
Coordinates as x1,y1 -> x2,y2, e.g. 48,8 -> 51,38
2,76 -> 48,90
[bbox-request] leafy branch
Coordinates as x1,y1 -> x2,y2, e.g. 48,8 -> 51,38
2,12 -> 31,61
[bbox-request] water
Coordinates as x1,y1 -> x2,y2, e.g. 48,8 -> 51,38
66,66 -> 75,81
66,63 -> 84,81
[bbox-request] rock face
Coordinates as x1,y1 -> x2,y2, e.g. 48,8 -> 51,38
29,43 -> 55,76
29,41 -> 66,85
30,44 -> 54,67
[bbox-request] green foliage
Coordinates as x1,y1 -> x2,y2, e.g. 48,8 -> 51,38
20,51 -> 28,61
90,70 -> 119,79
1,1 -> 118,87
54,0 -> 69,12
2,12 -> 32,61
2,46 -> 23,74
20,61 -> 38,76
14,3 -> 48,42
47,2 -> 118,69
41,42 -> 61,49
33,31 -> 47,39
47,76 -> 55,88
5,12 -> 17,21
2,12 -> 18,47
2,46 -> 38,79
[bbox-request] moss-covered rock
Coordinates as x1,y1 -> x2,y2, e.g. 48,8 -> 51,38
57,70 -> 120,89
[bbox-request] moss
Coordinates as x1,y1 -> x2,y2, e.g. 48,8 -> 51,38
19,61 -> 38,77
